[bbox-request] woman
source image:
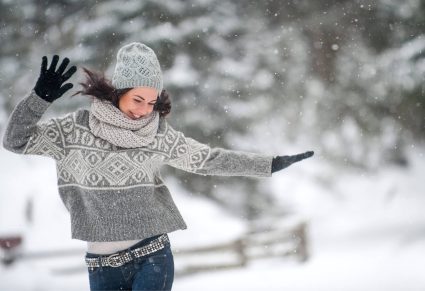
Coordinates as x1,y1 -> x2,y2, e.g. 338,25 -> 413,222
2,42 -> 314,291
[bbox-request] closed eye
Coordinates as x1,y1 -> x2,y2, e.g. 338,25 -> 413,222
134,99 -> 155,106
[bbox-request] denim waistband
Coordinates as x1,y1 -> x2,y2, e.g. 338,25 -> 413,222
85,233 -> 166,258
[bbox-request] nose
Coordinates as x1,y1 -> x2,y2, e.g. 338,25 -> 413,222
133,106 -> 151,118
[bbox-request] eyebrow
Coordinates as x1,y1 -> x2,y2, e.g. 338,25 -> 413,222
134,95 -> 158,102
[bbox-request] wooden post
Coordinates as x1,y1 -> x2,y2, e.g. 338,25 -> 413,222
294,222 -> 309,262
235,238 -> 247,266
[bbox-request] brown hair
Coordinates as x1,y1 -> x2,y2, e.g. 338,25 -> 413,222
72,67 -> 171,117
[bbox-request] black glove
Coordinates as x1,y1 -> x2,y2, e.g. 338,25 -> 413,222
271,151 -> 314,173
33,55 -> 77,103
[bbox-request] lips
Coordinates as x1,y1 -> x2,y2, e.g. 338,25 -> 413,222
130,112 -> 142,119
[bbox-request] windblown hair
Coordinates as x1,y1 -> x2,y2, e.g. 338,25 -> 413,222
72,67 -> 171,117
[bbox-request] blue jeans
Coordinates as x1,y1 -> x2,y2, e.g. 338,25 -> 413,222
85,234 -> 174,291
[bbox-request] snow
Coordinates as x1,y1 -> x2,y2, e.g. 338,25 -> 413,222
1,1 -> 424,289
0,143 -> 424,290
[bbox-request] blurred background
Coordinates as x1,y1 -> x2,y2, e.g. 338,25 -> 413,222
0,0 -> 424,290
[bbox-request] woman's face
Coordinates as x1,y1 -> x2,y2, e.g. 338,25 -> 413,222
118,87 -> 158,120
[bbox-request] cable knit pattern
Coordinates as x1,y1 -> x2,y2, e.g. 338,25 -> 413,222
111,42 -> 163,91
2,91 -> 273,242
88,97 -> 159,148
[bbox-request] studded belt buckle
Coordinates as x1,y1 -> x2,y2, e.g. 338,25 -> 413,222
107,253 -> 125,267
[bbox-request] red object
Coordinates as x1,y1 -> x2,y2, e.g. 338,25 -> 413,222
0,236 -> 23,250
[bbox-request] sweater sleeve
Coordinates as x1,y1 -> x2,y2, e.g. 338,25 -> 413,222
2,90 -> 71,161
162,122 -> 273,178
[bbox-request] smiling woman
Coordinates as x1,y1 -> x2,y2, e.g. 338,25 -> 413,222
2,42 -> 313,291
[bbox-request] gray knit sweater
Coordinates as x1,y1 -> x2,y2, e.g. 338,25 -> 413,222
2,90 -> 273,242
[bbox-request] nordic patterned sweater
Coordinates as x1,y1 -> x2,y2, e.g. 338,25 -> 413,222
2,90 -> 273,244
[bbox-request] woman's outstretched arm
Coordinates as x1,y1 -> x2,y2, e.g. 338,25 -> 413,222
2,55 -> 76,161
162,121 -> 314,177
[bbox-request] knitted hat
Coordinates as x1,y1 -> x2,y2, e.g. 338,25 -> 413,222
111,42 -> 163,92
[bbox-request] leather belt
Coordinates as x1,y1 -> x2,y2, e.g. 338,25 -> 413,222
85,234 -> 169,268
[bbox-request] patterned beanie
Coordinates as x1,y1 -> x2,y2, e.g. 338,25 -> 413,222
111,42 -> 163,92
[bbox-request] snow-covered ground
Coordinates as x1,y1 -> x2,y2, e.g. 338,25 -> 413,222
0,145 -> 424,291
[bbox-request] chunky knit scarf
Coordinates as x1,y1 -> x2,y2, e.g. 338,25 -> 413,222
88,98 -> 159,148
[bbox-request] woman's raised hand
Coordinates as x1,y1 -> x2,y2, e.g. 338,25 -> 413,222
271,151 -> 314,173
33,55 -> 77,103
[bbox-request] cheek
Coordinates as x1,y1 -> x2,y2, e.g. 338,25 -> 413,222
119,98 -> 132,112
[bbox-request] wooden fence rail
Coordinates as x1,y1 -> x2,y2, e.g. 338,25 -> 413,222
0,221 -> 308,276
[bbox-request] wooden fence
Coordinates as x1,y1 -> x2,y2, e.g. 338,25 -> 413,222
0,220 -> 308,276
173,221 -> 308,276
